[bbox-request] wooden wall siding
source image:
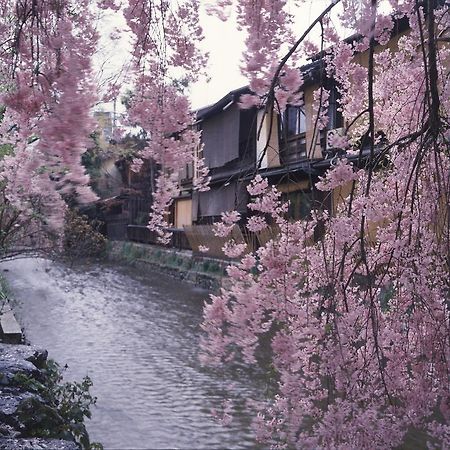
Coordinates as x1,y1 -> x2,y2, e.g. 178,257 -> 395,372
128,197 -> 150,225
106,217 -> 128,241
184,224 -> 255,258
332,180 -> 354,215
254,225 -> 281,247
183,223 -> 285,258
277,180 -> 310,193
202,103 -> 240,168
238,108 -> 257,165
198,181 -> 248,218
256,109 -> 281,169
434,194 -> 450,244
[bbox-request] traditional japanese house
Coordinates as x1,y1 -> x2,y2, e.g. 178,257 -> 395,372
130,15 -> 413,254
252,15 -> 411,226
170,87 -> 258,254
186,86 -> 257,226
253,58 -> 339,228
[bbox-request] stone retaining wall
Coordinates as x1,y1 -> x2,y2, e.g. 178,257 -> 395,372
107,240 -> 232,291
0,343 -> 79,450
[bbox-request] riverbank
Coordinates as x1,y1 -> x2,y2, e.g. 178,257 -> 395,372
106,240 -> 231,291
0,343 -> 80,450
0,275 -> 99,450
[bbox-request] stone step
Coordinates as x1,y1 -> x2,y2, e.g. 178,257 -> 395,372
0,438 -> 79,450
0,302 -> 22,344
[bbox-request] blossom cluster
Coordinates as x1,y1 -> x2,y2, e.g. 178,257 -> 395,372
201,1 -> 450,448
0,0 -> 99,250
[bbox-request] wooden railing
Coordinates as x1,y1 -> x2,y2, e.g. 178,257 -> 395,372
106,217 -> 128,240
127,225 -> 191,250
183,224 -> 278,258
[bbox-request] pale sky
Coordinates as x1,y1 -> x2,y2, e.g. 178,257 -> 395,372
95,0 -> 388,113
189,0 -> 334,109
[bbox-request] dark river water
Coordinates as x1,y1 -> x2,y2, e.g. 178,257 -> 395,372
1,258 -> 265,450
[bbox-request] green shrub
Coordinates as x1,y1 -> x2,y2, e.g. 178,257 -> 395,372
209,263 -> 220,273
14,359 -> 102,449
166,254 -> 177,266
64,210 -> 106,259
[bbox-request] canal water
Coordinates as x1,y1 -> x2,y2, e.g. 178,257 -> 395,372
1,258 -> 264,450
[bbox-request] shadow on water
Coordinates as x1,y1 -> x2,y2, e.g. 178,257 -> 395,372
1,257 -> 268,450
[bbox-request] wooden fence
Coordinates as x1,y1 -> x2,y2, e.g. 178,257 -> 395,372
127,223 -> 282,258
105,217 -> 128,241
127,225 -> 191,250
183,224 -> 273,258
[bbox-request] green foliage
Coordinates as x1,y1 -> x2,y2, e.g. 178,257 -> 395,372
0,143 -> 13,160
166,254 -> 177,266
82,134 -> 103,190
0,275 -> 9,315
379,282 -> 395,311
13,359 -> 102,449
171,76 -> 190,93
121,241 -> 145,262
0,107 -> 15,159
120,89 -> 134,110
208,262 -> 221,274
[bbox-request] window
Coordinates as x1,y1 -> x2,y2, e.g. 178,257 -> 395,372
280,106 -> 307,163
285,106 -> 306,137
281,188 -> 332,241
328,85 -> 344,130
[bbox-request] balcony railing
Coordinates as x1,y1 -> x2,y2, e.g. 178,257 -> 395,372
280,135 -> 307,164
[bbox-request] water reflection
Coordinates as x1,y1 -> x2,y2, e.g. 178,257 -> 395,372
2,258 -> 263,450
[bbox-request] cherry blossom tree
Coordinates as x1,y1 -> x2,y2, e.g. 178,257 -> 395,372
0,0 -> 99,257
0,0 -> 448,448
201,0 -> 450,448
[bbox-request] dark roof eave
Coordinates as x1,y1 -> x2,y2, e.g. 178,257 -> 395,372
208,163 -> 256,185
240,145 -> 385,180
195,86 -> 252,122
312,145 -> 385,169
241,159 -> 321,181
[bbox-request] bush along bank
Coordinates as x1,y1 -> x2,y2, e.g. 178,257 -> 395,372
0,278 -> 101,450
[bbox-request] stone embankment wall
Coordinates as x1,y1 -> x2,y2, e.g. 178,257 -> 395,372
107,241 -> 233,291
0,343 -> 78,450
0,278 -> 84,450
